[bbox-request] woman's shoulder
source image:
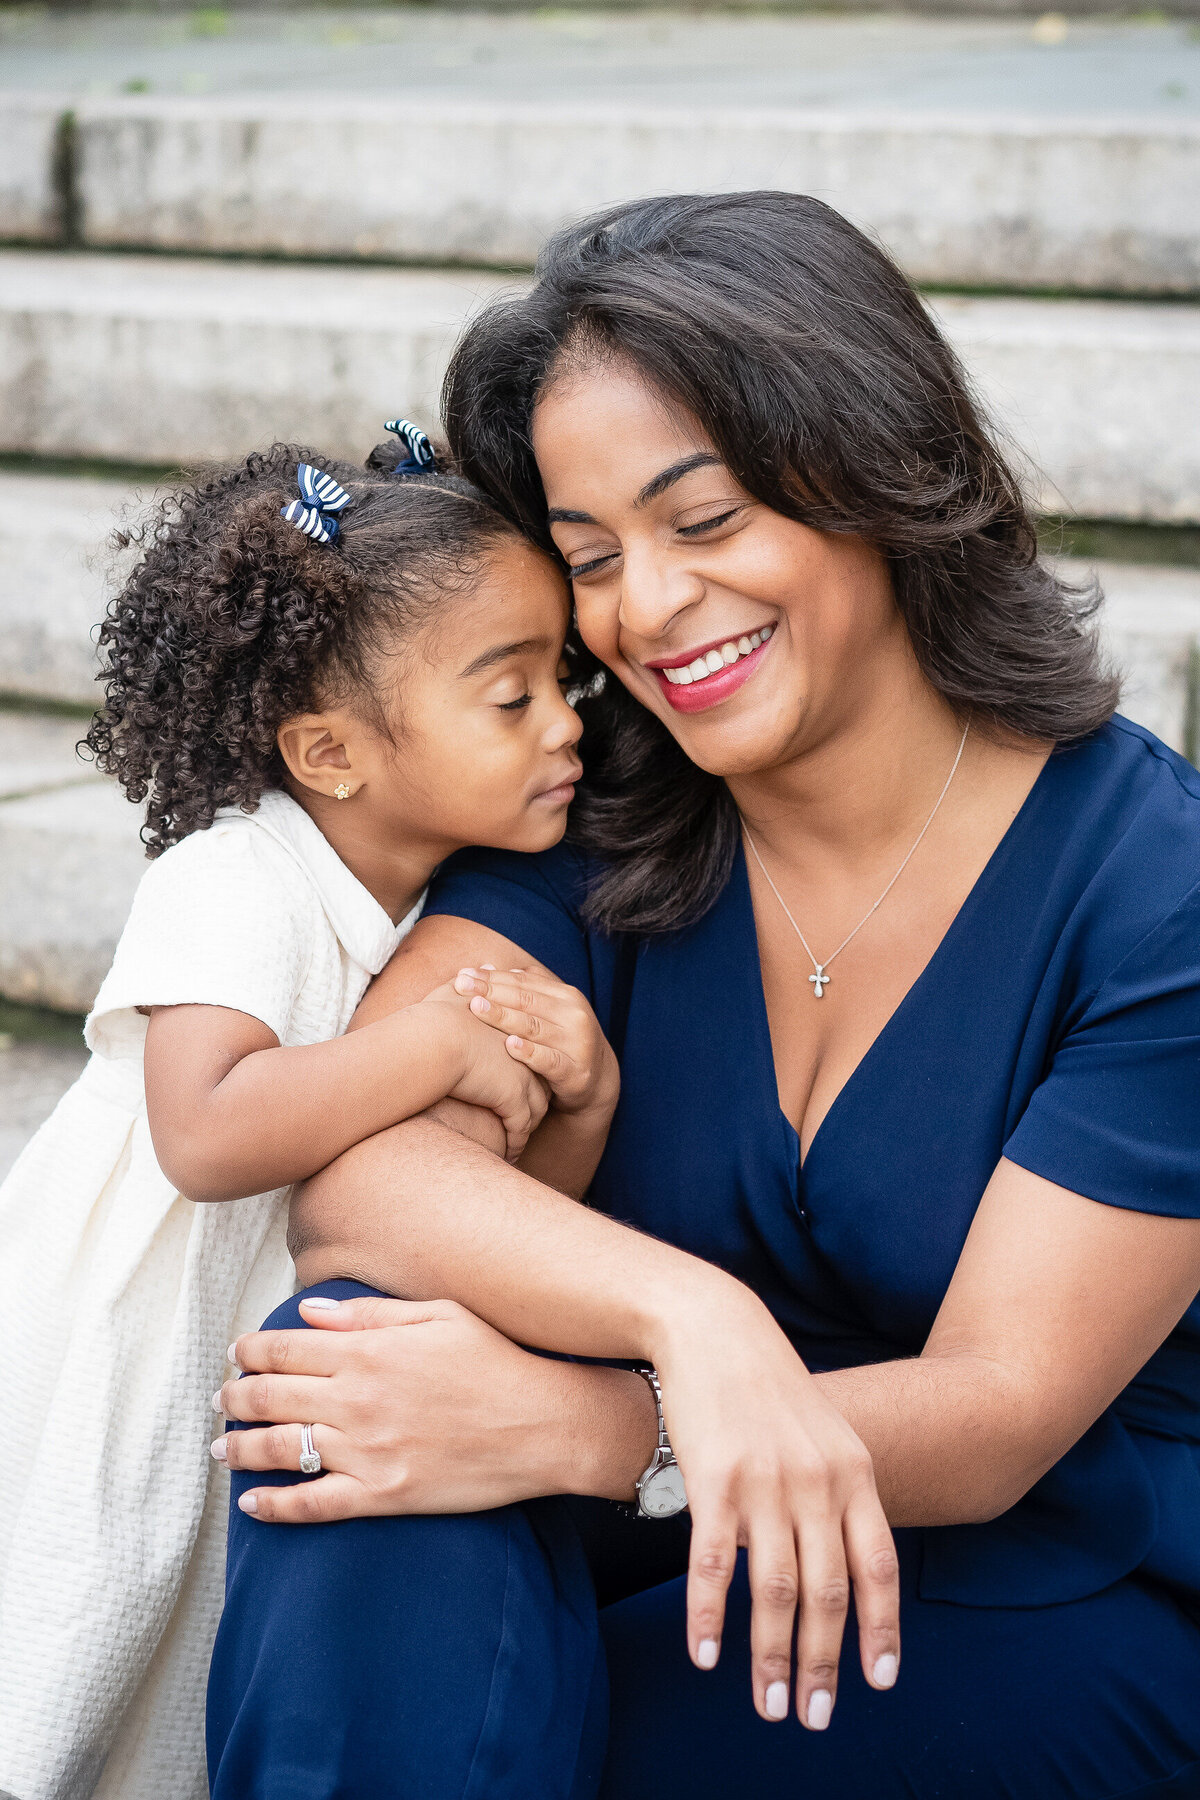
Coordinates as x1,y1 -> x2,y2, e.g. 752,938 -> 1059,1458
1027,716 -> 1200,985
430,840 -> 597,927
1046,716 -> 1200,877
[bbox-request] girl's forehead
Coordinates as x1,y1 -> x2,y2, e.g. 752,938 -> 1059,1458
425,540 -> 570,669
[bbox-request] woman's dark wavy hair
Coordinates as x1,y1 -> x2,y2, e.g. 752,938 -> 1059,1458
443,190 -> 1118,935
86,439 -> 518,855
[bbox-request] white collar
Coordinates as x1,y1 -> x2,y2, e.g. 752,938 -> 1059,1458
222,789 -> 423,975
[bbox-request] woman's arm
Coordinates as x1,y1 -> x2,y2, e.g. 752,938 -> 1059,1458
142,989 -> 546,1203
815,1157 -> 1200,1525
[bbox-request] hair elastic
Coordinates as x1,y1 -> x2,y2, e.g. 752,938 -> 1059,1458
385,418 -> 436,476
281,465 -> 352,545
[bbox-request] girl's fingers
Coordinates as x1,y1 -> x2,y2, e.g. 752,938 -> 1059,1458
793,1517 -> 850,1731
214,1421 -> 348,1474
844,1489 -> 902,1693
685,1505 -> 739,1675
747,1516 -> 801,1721
215,1372 -> 334,1425
236,1472 -> 364,1525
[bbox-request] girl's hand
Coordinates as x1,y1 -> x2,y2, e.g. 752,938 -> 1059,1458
452,965 -> 619,1120
651,1284 -> 901,1731
213,1294 -> 656,1517
416,985 -> 549,1161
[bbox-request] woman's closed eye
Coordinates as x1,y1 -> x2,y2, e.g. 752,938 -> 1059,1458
497,692 -> 533,712
568,549 -> 620,582
677,505 -> 743,538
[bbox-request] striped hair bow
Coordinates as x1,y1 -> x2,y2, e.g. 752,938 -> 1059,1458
281,464 -> 352,545
385,418 -> 436,476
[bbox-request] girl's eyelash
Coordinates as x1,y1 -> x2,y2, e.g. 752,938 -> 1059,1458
498,692 -> 533,712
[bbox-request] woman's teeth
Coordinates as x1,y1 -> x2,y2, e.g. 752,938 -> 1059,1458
661,625 -> 774,686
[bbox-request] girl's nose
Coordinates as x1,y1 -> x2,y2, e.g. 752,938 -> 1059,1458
547,691 -> 585,751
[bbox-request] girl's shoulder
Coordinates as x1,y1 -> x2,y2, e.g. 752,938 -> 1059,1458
87,805 -> 327,1062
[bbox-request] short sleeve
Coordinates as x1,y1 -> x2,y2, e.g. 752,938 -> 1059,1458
1004,880 -> 1200,1217
86,824 -> 313,1060
424,844 -> 594,994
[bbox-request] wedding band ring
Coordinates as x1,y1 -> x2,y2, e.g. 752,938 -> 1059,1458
299,1424 -> 322,1475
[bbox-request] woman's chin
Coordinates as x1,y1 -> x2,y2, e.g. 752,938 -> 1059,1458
665,706 -> 802,781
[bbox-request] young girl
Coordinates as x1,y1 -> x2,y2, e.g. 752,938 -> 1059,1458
0,429 -> 619,1800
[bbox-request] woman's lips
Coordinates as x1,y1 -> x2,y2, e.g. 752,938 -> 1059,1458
649,625 -> 775,714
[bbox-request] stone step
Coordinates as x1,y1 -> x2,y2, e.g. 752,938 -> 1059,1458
1,544 -> 1198,1011
0,780 -> 145,1016
54,96 -> 1200,298
2,252 -> 1198,523
0,472 -> 137,706
2,464 -> 1199,716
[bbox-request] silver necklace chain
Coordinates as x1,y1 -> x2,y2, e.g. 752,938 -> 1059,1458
743,722 -> 970,998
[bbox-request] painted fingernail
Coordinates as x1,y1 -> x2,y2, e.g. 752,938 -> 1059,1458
211,1390 -> 224,1413
210,1437 -> 228,1462
872,1653 -> 898,1689
470,996 -> 491,1014
238,1492 -> 258,1515
453,972 -> 476,992
765,1682 -> 789,1720
300,1295 -> 340,1310
807,1690 -> 833,1731
480,963 -> 496,971
696,1639 -> 719,1670
226,1343 -> 239,1366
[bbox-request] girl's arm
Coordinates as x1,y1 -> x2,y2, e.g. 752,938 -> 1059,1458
143,991 -> 546,1204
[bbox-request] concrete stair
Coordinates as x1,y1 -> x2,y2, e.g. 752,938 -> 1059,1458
4,93 -> 1198,296
1,518 -> 1198,1014
3,251 -> 1198,523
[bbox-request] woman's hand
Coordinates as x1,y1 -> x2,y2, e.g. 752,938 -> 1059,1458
651,1284 -> 901,1730
453,965 -> 619,1121
213,1293 -> 657,1518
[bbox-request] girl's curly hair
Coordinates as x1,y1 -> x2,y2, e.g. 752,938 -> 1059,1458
85,440 -> 519,855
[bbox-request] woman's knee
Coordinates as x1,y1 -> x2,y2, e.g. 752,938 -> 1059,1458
257,1277 -> 386,1334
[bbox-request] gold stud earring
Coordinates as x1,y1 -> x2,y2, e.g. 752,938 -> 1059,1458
334,782 -> 351,801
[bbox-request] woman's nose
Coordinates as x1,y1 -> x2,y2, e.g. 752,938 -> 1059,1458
617,545 -> 705,642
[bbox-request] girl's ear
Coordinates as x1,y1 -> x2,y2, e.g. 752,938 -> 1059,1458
276,713 -> 357,800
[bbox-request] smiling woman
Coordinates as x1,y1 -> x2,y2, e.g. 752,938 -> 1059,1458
205,194 -> 1200,1800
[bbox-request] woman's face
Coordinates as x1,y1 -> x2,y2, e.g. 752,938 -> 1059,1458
532,361 -> 913,779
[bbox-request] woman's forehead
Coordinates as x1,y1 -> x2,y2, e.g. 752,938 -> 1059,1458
532,365 -> 720,507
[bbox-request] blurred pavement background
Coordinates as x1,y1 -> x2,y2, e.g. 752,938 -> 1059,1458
1,2 -> 1199,1171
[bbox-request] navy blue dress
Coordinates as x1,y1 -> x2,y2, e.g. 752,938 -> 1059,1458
208,719 -> 1200,1800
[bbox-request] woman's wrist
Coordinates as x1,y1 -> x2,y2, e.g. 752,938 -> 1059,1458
543,1359 -> 659,1503
642,1260 -> 773,1373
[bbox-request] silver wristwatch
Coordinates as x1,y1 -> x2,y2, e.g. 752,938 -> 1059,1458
633,1367 -> 688,1519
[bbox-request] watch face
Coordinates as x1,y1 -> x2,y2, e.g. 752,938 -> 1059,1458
640,1461 -> 688,1518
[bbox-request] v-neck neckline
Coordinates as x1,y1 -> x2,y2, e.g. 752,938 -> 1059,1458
740,745 -> 1059,1174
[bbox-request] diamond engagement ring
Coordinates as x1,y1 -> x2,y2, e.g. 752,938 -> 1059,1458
299,1424 -> 322,1475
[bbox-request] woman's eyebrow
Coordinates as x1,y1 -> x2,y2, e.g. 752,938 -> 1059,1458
546,453 -> 725,525
635,452 -> 723,506
459,636 -> 550,678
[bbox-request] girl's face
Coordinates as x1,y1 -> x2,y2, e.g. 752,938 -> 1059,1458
283,537 -> 582,866
531,361 -> 915,781
380,537 -> 582,856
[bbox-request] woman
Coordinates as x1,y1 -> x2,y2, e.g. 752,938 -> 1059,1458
206,194 -> 1200,1799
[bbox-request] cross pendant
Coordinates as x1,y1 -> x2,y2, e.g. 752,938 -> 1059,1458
809,967 -> 829,998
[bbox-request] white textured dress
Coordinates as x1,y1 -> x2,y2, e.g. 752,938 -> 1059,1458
0,789 -> 421,1800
